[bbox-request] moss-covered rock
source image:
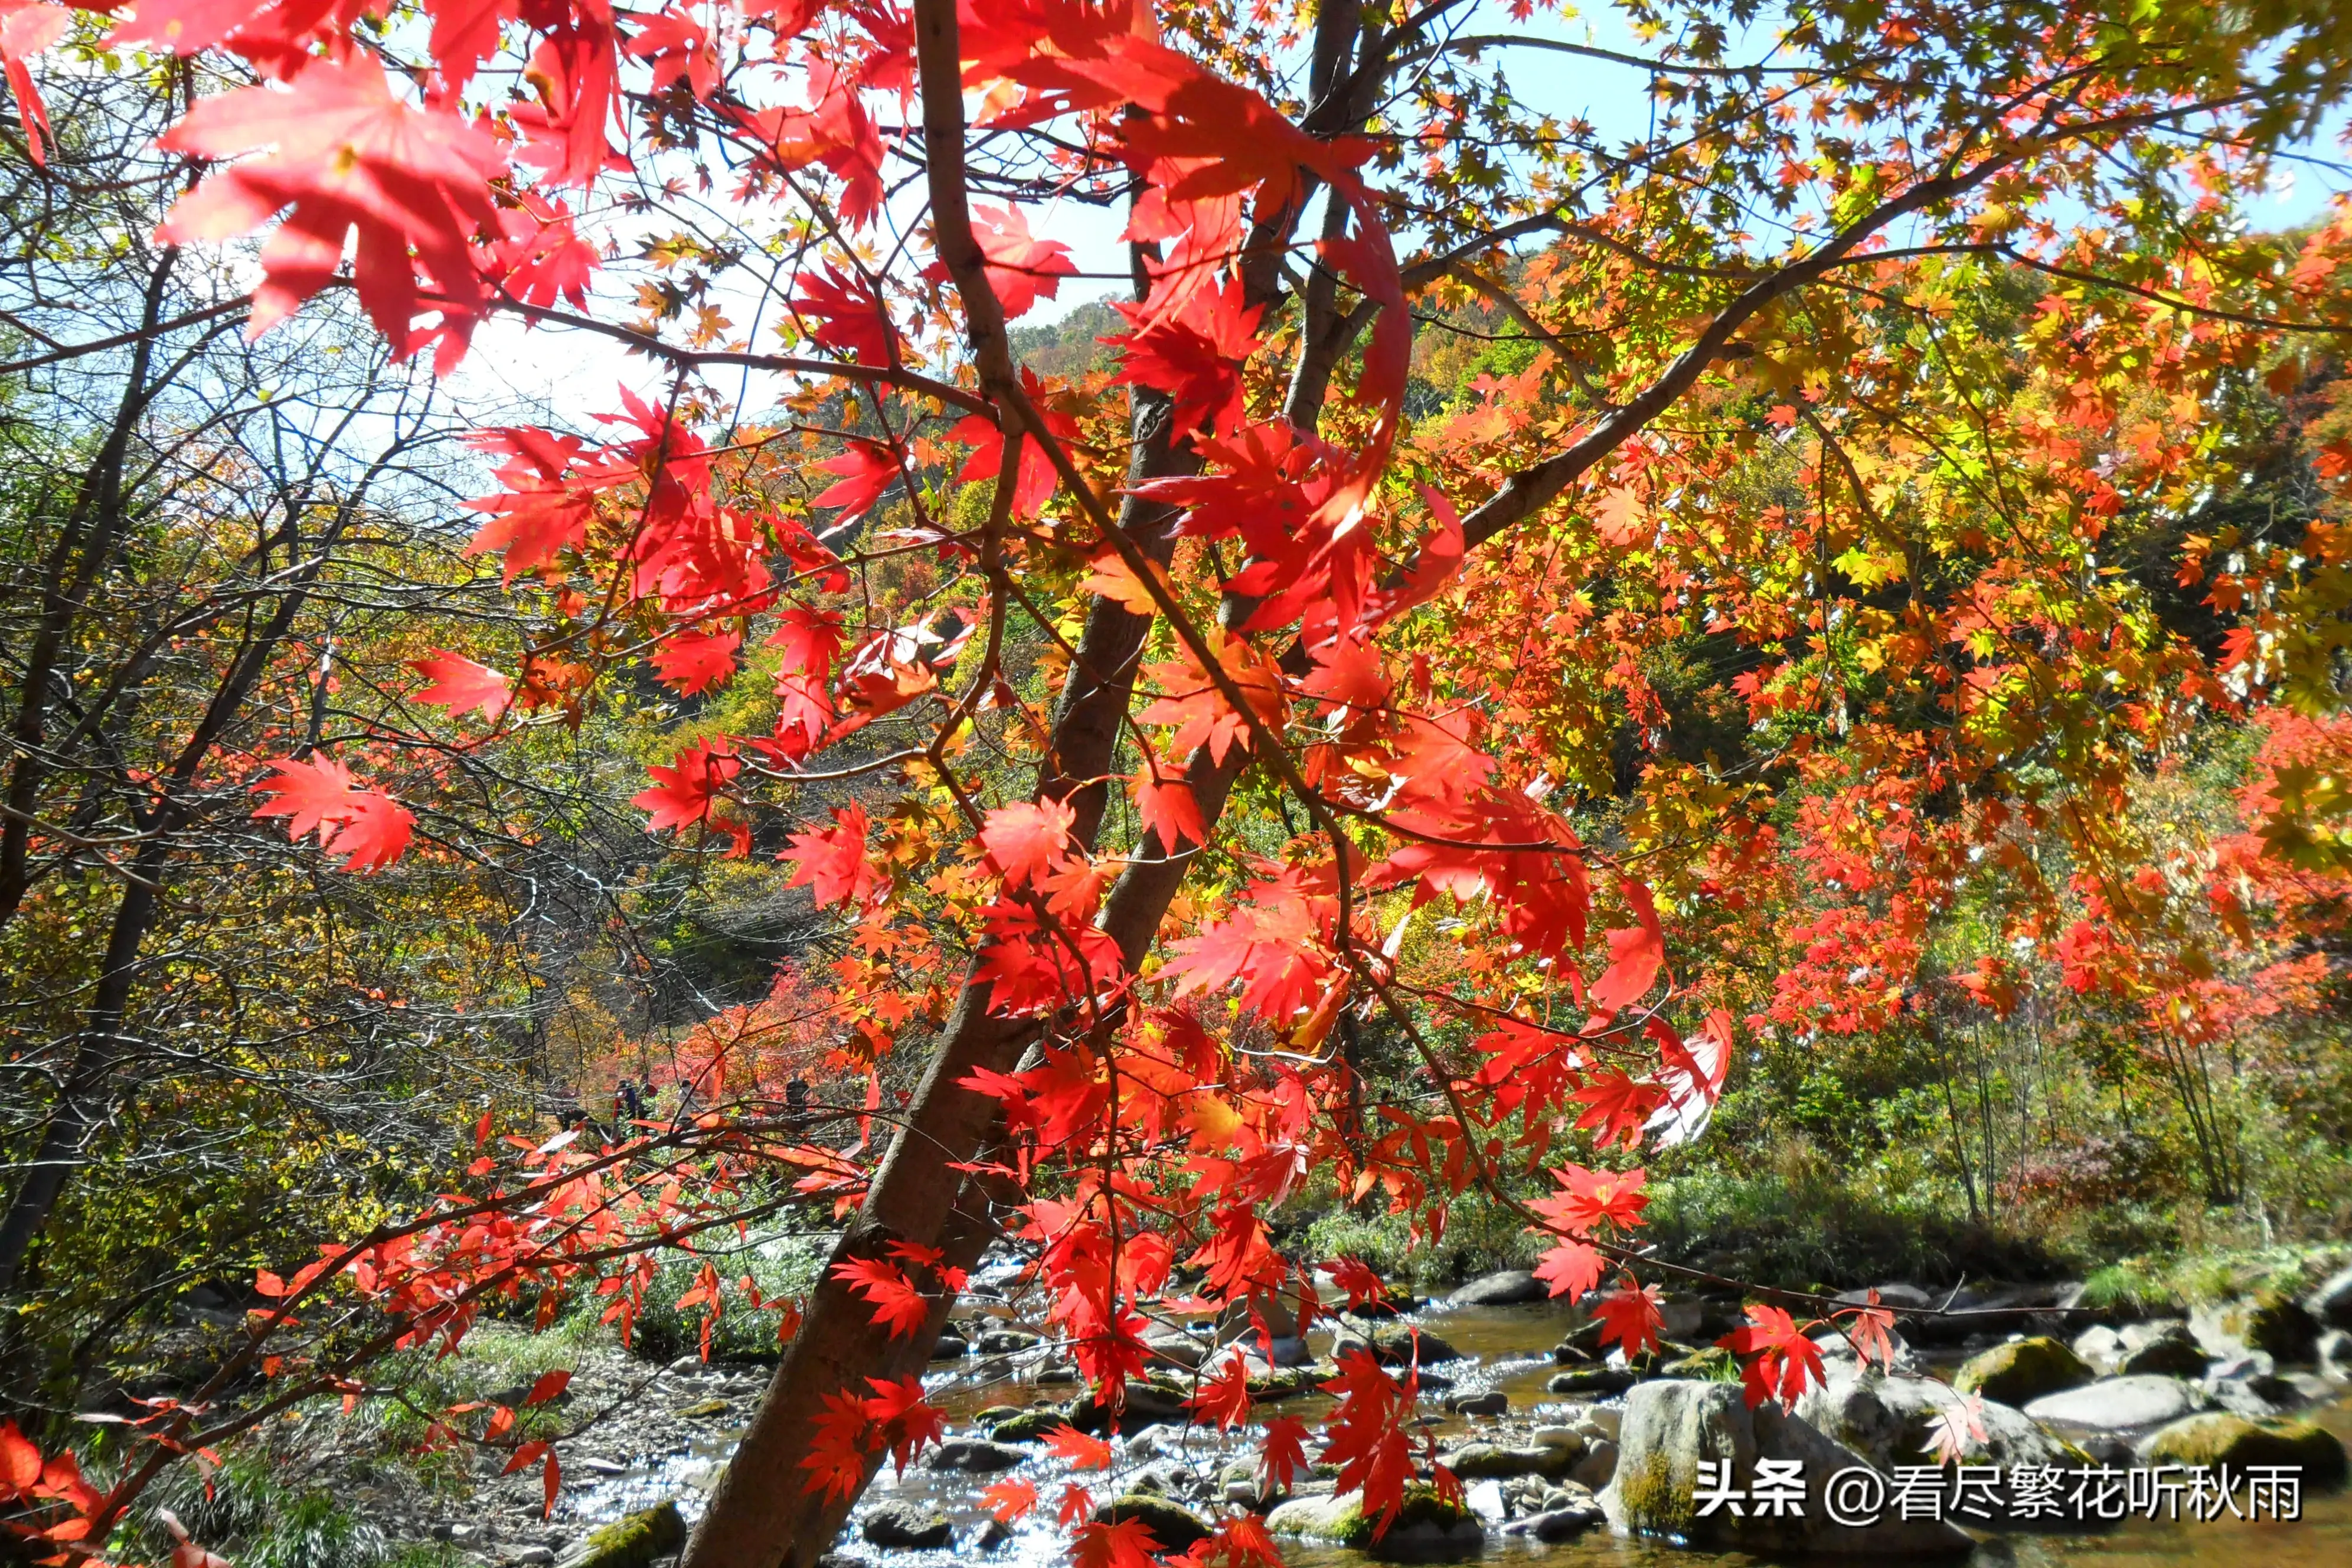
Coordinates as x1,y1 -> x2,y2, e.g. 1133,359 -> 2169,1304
1266,1492 -> 1366,1541
2115,1325 -> 2209,1378
1440,1443 -> 1574,1480
1953,1337 -> 2093,1405
1332,1319 -> 1462,1367
554,1502 -> 685,1568
1659,1345 -> 1738,1381
1095,1494 -> 1213,1551
862,1502 -> 954,1549
2191,1292 -> 2322,1364
1267,1485 -> 1479,1560
1547,1366 -> 1636,1396
1065,1376 -> 1192,1432
988,1406 -> 1069,1443
1245,1366 -> 1321,1400
2135,1414 -> 2349,1488
1601,1378 -> 1973,1555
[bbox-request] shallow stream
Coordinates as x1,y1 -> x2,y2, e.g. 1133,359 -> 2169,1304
558,1295 -> 2352,1568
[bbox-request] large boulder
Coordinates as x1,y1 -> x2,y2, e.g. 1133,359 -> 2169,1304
861,1504 -> 953,1550
1067,1377 -> 1192,1432
1813,1326 -> 1920,1375
2073,1324 -> 2125,1373
928,1438 -> 1028,1472
2200,1356 -> 2304,1420
2191,1292 -> 2321,1365
2134,1413 -> 2349,1489
1833,1284 -> 1936,1320
1218,1290 -> 1302,1342
1448,1269 -> 1547,1307
1333,1319 -> 1462,1366
1548,1366 -> 1636,1396
2305,1265 -> 2352,1331
2320,1328 -> 2351,1382
1266,1485 -> 1484,1560
989,1406 -> 1067,1443
1141,1324 -> 1208,1370
1443,1389 -> 1508,1417
1439,1443 -> 1576,1481
2023,1375 -> 2209,1432
1795,1371 -> 2096,1530
2117,1323 -> 2209,1378
1500,1504 -> 1604,1543
1953,1336 -> 2093,1405
1599,1379 -> 1972,1555
554,1503 -> 685,1568
1095,1494 -> 1214,1551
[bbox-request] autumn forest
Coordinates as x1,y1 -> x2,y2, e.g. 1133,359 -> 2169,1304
4,2 -> 2352,1567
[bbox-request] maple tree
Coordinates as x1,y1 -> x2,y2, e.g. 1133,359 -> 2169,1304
6,1 -> 2352,1565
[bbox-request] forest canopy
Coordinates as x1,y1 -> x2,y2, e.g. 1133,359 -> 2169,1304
3,2 -> 2352,1566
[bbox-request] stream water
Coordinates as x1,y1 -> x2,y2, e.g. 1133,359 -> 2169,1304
558,1295 -> 2352,1568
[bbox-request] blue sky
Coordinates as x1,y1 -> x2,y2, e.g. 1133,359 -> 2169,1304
454,2 -> 2352,423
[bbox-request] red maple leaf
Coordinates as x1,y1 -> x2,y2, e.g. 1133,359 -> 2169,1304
1164,897 -> 1331,1025
410,652 -> 510,721
1323,1255 -> 1388,1311
1587,877 -> 1666,1012
650,628 -> 741,695
1718,1304 -> 1829,1409
1838,1292 -> 1901,1372
1201,1514 -> 1283,1568
1,1419 -> 45,1493
780,805 -> 877,909
1533,1241 -> 1604,1302
1072,1518 -> 1161,1568
251,755 -> 415,874
831,1256 -> 929,1340
1258,1414 -> 1310,1494
979,798 -> 1077,889
1569,1070 -> 1667,1151
982,1478 -> 1039,1523
1593,1283 -> 1664,1360
1187,1358 -> 1252,1431
460,427 -> 597,581
1531,1164 -> 1650,1237
1043,1424 -> 1113,1469
1106,275 -> 1263,437
622,4 -> 718,99
632,740 -> 740,834
950,367 -> 1078,517
1133,756 -> 1206,851
861,1375 -> 946,1474
959,202 -> 1077,319
1319,1349 -> 1417,1538
0,3 -> 68,166
810,438 -> 903,521
767,602 -> 847,683
485,192 -> 597,311
155,56 -> 507,368
792,266 -> 896,364
799,1387 -> 871,1502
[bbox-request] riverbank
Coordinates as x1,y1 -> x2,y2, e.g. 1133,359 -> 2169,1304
160,1244 -> 2352,1568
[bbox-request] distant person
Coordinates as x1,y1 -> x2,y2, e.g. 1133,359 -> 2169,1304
785,1076 -> 810,1131
615,1078 -> 642,1125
